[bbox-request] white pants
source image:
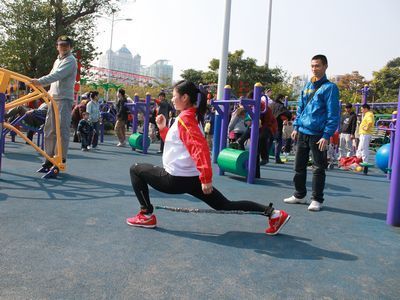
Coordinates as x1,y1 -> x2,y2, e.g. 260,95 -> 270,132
339,133 -> 354,158
356,134 -> 371,163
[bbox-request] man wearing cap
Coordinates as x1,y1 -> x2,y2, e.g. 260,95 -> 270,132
339,103 -> 357,159
31,35 -> 77,169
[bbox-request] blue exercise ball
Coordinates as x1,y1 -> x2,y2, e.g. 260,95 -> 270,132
375,143 -> 391,173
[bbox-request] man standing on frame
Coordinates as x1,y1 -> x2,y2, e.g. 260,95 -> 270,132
283,54 -> 340,212
31,35 -> 77,169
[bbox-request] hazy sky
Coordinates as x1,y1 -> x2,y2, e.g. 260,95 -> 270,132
94,0 -> 400,81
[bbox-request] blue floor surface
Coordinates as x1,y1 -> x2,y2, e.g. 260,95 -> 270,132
0,135 -> 399,299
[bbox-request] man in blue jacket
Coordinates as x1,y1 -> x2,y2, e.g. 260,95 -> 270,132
284,54 -> 339,211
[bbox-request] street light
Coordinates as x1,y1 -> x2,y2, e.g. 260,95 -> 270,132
265,0 -> 273,67
98,11 -> 133,100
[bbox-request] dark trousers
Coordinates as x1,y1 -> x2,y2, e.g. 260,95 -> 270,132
293,133 -> 327,203
130,163 -> 269,214
259,127 -> 273,161
274,132 -> 283,162
90,121 -> 100,148
81,133 -> 91,149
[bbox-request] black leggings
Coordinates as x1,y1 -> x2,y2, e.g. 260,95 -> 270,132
130,163 -> 270,215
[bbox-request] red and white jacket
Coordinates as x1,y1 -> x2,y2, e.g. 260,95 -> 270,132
159,107 -> 212,184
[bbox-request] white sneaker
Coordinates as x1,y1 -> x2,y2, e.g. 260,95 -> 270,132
308,200 -> 322,211
283,195 -> 306,204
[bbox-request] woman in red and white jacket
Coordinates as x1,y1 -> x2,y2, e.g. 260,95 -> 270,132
126,80 -> 290,235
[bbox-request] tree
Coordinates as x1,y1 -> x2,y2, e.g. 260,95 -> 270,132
0,0 -> 114,78
335,71 -> 368,103
371,61 -> 400,102
182,49 -> 287,95
386,57 -> 400,68
180,69 -> 204,84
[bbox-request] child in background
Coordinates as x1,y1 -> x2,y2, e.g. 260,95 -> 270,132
282,119 -> 294,160
327,130 -> 339,169
126,80 -> 290,235
77,112 -> 92,151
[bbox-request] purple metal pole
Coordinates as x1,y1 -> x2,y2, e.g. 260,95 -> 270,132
212,95 -> 224,163
387,88 -> 400,226
361,85 -> 369,105
0,93 -> 5,173
218,86 -> 231,175
0,94 -> 4,161
388,111 -> 397,180
142,93 -> 151,154
132,94 -> 139,134
247,83 -> 262,184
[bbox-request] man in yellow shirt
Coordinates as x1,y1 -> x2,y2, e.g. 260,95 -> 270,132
356,104 -> 375,163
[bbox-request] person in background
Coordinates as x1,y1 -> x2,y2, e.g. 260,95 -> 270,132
204,106 -> 215,151
5,102 -> 48,141
269,94 -> 292,164
228,106 -> 247,143
263,89 -> 273,105
77,112 -> 92,151
339,103 -> 357,159
86,91 -> 101,149
71,94 -> 88,142
155,92 -> 173,154
282,119 -> 294,160
356,104 -> 375,163
259,97 -> 278,166
115,88 -> 129,147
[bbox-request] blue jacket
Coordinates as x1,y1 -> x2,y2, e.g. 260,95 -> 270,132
293,75 -> 340,139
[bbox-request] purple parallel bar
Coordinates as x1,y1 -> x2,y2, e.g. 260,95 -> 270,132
361,85 -> 369,105
142,94 -> 151,154
247,84 -> 262,184
0,93 -> 5,173
132,95 -> 139,134
218,86 -> 231,175
387,88 -> 400,226
388,112 -> 397,180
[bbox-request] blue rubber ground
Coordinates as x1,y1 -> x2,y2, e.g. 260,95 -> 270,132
0,135 -> 399,299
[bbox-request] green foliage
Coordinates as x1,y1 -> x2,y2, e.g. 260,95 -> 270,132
386,57 -> 400,68
371,58 -> 400,102
0,0 -> 115,78
181,49 -> 288,95
335,71 -> 368,103
181,69 -> 204,84
269,82 -> 295,101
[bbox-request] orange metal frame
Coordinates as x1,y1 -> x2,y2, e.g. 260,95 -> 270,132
0,68 -> 65,171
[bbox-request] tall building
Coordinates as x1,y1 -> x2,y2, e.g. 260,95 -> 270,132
142,60 -> 173,85
98,44 -> 140,74
95,45 -> 173,86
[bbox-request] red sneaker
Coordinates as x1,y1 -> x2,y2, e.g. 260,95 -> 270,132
265,210 -> 290,235
126,211 -> 157,228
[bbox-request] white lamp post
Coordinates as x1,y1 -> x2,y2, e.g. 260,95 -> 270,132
101,11 -> 132,100
265,0 -> 273,67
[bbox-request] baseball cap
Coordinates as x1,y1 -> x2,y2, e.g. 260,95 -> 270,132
57,35 -> 73,46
